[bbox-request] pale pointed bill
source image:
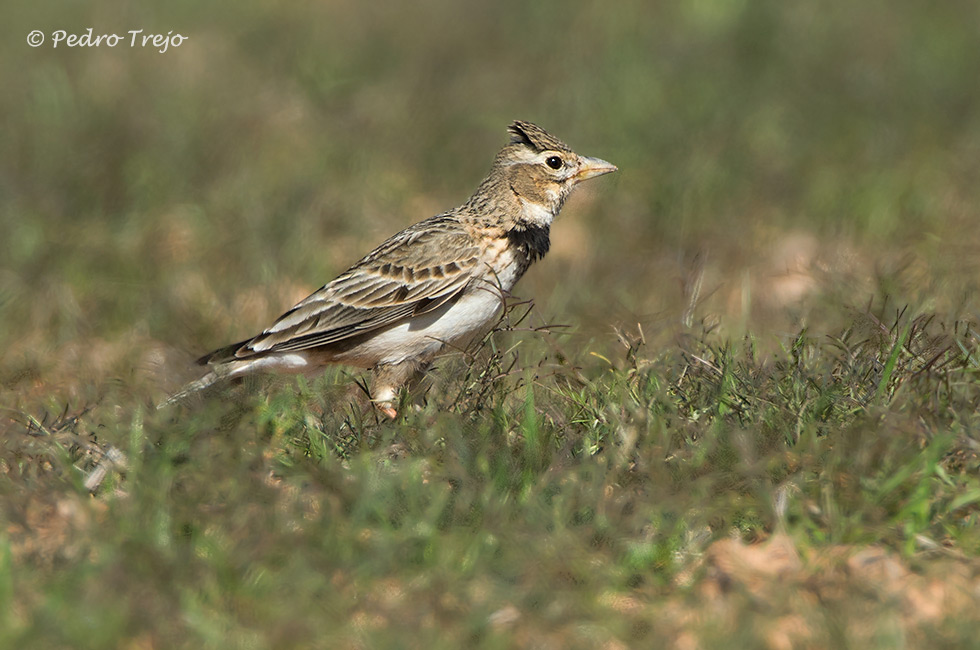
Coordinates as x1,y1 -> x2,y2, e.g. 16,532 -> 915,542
573,156 -> 619,183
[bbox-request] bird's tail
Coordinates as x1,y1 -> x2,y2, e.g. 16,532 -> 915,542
157,370 -> 222,409
157,339 -> 251,409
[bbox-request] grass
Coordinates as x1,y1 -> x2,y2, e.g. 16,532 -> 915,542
5,0 -> 980,647
5,304 -> 980,647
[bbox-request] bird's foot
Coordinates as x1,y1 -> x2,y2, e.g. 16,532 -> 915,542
378,404 -> 398,419
371,383 -> 401,420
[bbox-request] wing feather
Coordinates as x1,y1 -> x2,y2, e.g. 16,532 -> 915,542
224,215 -> 482,359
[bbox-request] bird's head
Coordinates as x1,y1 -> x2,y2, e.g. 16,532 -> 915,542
483,120 -> 617,229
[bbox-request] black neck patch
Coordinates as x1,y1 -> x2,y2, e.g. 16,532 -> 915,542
508,223 -> 551,264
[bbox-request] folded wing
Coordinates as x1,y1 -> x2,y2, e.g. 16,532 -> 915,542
201,216 -> 482,364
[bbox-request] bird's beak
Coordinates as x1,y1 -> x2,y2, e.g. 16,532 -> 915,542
573,156 -> 618,183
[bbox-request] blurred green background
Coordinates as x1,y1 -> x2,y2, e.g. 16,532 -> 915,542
4,1 -> 980,647
4,0 -> 980,403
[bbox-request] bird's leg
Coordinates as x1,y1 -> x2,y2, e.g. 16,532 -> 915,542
371,360 -> 428,419
404,361 -> 433,410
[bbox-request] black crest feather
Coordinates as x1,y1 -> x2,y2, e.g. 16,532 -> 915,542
507,120 -> 571,153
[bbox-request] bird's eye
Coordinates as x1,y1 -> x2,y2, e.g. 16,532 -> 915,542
546,156 -> 564,170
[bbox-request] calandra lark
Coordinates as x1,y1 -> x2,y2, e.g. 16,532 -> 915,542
165,121 -> 617,416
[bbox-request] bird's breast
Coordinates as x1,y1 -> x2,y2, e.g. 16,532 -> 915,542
327,240 -> 532,368
480,237 -> 528,291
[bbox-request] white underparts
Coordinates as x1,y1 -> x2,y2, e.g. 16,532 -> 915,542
223,353 -> 311,378
334,281 -> 508,367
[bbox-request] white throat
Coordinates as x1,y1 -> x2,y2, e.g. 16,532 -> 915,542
518,196 -> 557,228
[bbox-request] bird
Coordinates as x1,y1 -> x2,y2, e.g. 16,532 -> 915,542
162,120 -> 617,417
